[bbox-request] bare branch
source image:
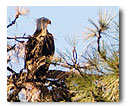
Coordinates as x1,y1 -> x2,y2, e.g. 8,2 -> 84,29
7,17 -> 19,28
7,7 -> 29,28
7,36 -> 29,40
7,44 -> 16,52
7,66 -> 16,74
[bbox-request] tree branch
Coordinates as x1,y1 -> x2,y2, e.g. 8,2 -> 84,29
7,66 -> 16,74
7,44 -> 16,52
97,30 -> 102,53
7,36 -> 29,40
7,16 -> 19,28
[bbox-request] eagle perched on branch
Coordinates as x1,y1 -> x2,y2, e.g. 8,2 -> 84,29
25,17 -> 55,79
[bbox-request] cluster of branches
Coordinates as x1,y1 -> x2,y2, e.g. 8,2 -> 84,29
7,7 -> 73,102
7,7 -> 119,102
62,11 -> 119,102
51,10 -> 119,102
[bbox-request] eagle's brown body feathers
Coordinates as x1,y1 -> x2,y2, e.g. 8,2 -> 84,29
25,17 -> 54,79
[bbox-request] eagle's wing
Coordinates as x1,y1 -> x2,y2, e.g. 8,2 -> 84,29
25,31 -> 54,78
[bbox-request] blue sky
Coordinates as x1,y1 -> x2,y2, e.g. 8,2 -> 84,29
7,6 -> 119,50
7,6 -> 119,72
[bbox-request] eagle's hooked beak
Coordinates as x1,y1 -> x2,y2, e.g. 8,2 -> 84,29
48,20 -> 51,25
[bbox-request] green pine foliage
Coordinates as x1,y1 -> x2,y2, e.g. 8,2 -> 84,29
64,10 -> 119,102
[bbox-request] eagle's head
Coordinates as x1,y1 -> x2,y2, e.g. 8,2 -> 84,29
36,17 -> 51,33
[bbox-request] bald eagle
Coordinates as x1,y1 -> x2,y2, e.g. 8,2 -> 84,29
25,17 -> 55,79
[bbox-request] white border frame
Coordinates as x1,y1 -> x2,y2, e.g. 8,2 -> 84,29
0,0 -> 127,105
